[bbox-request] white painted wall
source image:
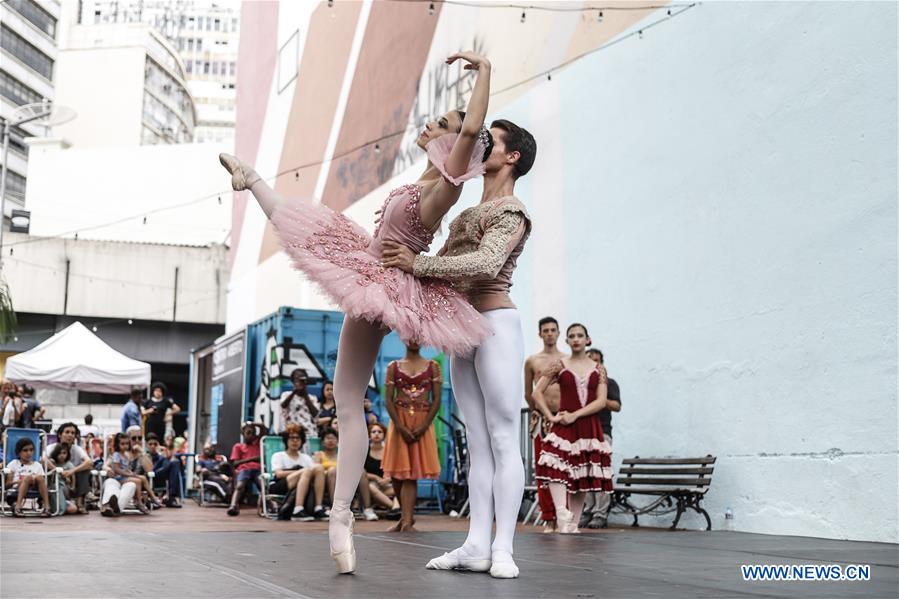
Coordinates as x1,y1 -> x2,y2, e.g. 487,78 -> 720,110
504,1 -> 897,543
4,231 -> 227,324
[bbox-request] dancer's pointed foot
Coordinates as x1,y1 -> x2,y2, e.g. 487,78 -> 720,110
425,546 -> 491,572
329,501 -> 356,574
556,506 -> 579,534
489,551 -> 519,579
218,153 -> 260,191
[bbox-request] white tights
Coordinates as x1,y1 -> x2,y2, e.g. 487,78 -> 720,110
246,177 -> 386,551
548,482 -> 586,524
451,309 -> 525,558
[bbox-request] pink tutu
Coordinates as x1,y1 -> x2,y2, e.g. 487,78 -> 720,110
270,133 -> 491,356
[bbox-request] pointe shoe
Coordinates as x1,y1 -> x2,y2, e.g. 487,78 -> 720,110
489,551 -> 520,579
425,547 -> 491,572
330,504 -> 356,574
218,153 -> 260,191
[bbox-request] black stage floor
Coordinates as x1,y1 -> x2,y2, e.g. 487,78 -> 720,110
2,527 -> 896,598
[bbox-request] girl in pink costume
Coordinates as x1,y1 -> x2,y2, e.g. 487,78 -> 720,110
218,52 -> 493,574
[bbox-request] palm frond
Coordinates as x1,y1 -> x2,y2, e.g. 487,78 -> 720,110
0,275 -> 17,342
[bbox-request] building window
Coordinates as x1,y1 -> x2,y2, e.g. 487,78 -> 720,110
197,38 -> 202,52
0,70 -> 42,106
185,61 -> 193,74
0,24 -> 54,80
278,30 -> 300,93
212,61 -> 219,75
0,167 -> 27,202
229,62 -> 236,77
7,0 -> 57,38
214,18 -> 221,31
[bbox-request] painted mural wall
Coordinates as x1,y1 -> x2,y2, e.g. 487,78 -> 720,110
228,1 -> 897,543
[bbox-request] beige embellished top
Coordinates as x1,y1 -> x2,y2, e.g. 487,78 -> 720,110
412,197 -> 531,312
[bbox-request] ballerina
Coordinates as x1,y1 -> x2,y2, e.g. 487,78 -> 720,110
218,51 -> 493,574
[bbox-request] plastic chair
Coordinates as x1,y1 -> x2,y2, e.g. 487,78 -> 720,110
258,436 -> 286,518
1,428 -> 65,516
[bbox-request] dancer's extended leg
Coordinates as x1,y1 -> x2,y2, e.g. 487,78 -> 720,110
328,317 -> 387,573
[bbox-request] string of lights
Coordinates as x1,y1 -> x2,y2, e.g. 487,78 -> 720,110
1,1 -> 697,253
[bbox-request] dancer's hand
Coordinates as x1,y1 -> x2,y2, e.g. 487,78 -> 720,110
381,241 -> 416,273
399,426 -> 416,444
558,412 -> 577,425
446,51 -> 491,71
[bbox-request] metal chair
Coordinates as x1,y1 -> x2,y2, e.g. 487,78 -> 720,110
258,436 -> 286,518
1,428 -> 65,516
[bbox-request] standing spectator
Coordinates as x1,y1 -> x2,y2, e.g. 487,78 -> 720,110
270,424 -> 327,520
316,381 -> 336,434
18,385 -> 43,429
45,423 -> 92,514
5,438 -> 50,517
581,348 -> 621,529
278,369 -> 319,439
121,389 -> 143,433
524,316 -> 565,532
145,433 -> 184,507
80,414 -> 100,438
227,422 -> 266,516
142,382 -> 179,440
382,343 -> 442,532
2,382 -> 20,433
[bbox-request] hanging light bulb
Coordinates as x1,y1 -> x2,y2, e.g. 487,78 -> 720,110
9,247 -> 12,256
597,10 -> 603,23
13,336 -> 18,342
328,0 -> 333,7
92,326 -> 98,332
520,11 -> 526,23
667,9 -> 672,16
295,171 -> 300,181
374,143 -> 381,154
547,72 -> 552,81
217,196 -> 222,205
143,216 -> 148,225
428,2 -> 435,15
638,29 -> 644,40
128,319 -> 133,325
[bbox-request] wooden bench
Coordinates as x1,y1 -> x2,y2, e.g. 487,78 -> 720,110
611,455 -> 716,530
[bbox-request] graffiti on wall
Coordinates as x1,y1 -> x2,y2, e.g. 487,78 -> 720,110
252,329 -> 326,429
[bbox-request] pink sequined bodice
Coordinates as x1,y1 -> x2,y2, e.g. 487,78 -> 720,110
370,184 -> 434,256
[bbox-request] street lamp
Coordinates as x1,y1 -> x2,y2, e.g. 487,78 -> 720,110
0,101 -> 76,271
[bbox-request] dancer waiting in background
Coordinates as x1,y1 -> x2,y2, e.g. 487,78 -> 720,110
219,50 -> 493,574
382,344 -> 442,532
533,324 -> 613,534
524,316 -> 565,532
364,423 -> 400,515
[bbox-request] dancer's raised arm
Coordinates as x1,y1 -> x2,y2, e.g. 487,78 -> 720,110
443,52 -> 491,179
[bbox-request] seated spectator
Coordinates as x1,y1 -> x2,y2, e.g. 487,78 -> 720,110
47,442 -> 80,515
196,443 -> 232,502
5,438 -> 51,517
145,433 -> 183,507
125,426 -> 154,479
227,422 -> 267,516
270,424 -> 327,520
365,423 -> 400,515
108,432 -> 155,514
314,427 -> 378,521
100,477 -> 137,518
45,423 -> 92,514
163,434 -> 176,459
316,381 -> 336,434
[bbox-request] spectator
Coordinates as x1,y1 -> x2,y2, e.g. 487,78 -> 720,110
142,382 -> 179,440
121,389 -> 143,433
316,381 -> 336,434
196,443 -> 232,503
145,433 -> 183,507
278,369 -> 319,439
45,423 -> 92,514
80,414 -> 100,438
363,397 -> 379,425
100,475 -> 137,518
270,424 -> 327,520
5,438 -> 50,517
107,432 -> 154,514
2,383 -> 20,433
47,442 -> 80,515
227,422 -> 266,516
17,385 -> 43,429
315,427 -> 377,521
581,348 -> 621,529
382,344 -> 442,532
364,423 -> 400,515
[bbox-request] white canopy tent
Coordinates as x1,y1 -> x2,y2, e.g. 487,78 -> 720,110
5,321 -> 151,393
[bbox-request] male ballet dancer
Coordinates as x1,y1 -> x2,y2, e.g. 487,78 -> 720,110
382,119 -> 537,579
524,316 -> 565,532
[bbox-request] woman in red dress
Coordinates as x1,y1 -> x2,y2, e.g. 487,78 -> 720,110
533,323 -> 613,533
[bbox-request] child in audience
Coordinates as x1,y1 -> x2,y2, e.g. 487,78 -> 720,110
47,442 -> 79,514
5,438 -> 50,517
109,433 -> 156,514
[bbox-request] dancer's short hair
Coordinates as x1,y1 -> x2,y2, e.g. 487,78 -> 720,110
538,316 -> 558,332
491,119 -> 537,179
